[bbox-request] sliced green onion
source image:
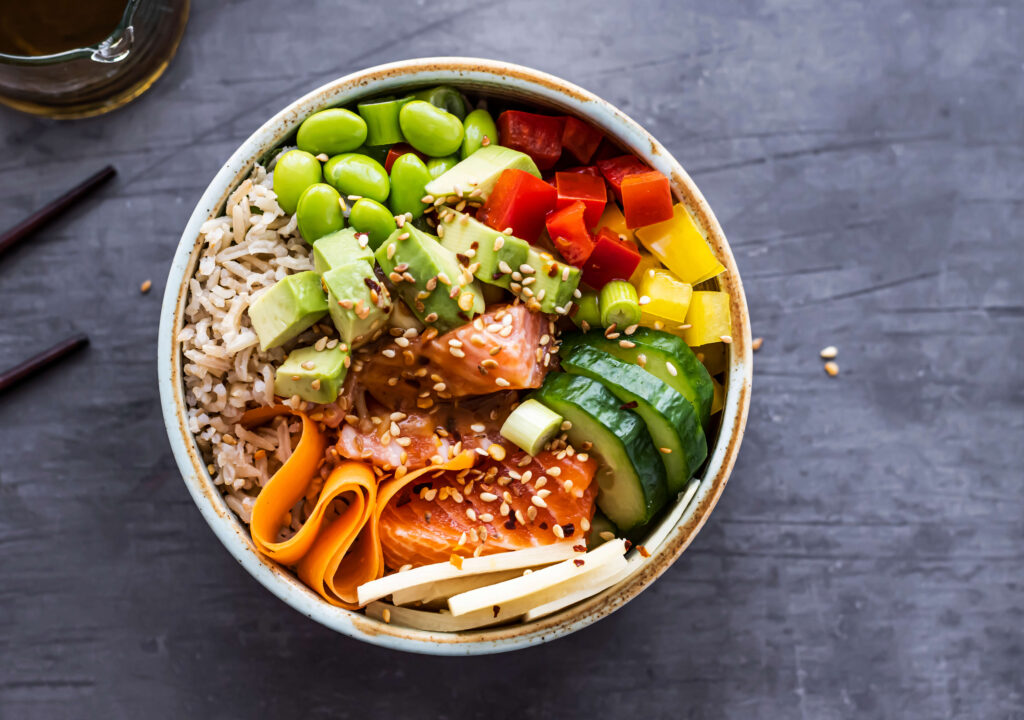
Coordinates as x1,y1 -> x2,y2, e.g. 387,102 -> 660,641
500,399 -> 563,456
572,290 -> 603,330
357,96 -> 411,146
599,280 -> 641,328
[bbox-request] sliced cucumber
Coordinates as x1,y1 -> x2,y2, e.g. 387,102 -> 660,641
561,345 -> 707,494
531,373 -> 667,531
586,510 -> 618,549
561,327 -> 714,431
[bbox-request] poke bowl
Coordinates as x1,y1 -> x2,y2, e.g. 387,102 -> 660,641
158,57 -> 751,655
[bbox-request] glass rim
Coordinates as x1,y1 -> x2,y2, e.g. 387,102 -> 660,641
0,0 -> 140,65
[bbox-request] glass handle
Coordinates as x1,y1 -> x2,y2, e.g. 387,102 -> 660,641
92,25 -> 134,64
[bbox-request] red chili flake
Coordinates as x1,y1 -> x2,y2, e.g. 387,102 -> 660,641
624,539 -> 633,551
573,544 -> 587,552
561,523 -> 575,537
492,605 -> 501,618
637,545 -> 651,558
619,401 -> 638,410
539,522 -> 548,530
411,482 -> 431,495
504,519 -> 516,530
573,559 -> 585,567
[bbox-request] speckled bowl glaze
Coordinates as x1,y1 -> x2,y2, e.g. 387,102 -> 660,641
158,57 -> 752,655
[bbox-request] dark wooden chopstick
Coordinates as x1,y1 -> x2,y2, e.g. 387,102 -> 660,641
0,334 -> 89,394
0,165 -> 116,258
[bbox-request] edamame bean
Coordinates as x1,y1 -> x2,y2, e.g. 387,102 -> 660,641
388,153 -> 431,219
399,101 -> 465,158
348,198 -> 397,250
460,108 -> 498,159
296,108 -> 367,156
323,153 -> 390,204
426,155 -> 459,179
411,85 -> 467,120
273,149 -> 323,214
296,183 -> 345,243
357,96 -> 412,146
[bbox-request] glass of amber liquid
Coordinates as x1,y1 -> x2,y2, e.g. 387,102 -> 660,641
0,0 -> 189,119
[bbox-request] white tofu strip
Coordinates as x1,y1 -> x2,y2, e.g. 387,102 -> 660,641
447,539 -> 627,617
356,542 -> 581,606
365,601 -> 524,632
523,564 -> 632,622
390,569 -> 524,607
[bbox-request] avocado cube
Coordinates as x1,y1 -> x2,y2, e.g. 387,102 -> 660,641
274,344 -> 350,404
424,145 -> 540,203
518,249 -> 581,315
322,261 -> 393,348
312,228 -> 375,273
438,210 -> 531,290
375,224 -> 485,333
248,271 -> 328,351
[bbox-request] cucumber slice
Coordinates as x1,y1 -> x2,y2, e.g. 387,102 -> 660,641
531,373 -> 667,531
561,345 -> 707,493
586,510 -> 618,549
561,327 -> 714,431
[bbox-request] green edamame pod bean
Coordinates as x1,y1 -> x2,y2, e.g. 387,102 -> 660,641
296,183 -> 345,243
411,85 -> 468,120
348,198 -> 397,250
323,153 -> 390,204
426,155 -> 459,179
273,149 -> 323,214
296,108 -> 367,156
399,101 -> 464,157
388,153 -> 431,219
460,108 -> 499,159
357,96 -> 412,146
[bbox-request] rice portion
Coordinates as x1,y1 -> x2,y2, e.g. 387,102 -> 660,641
178,165 -> 312,494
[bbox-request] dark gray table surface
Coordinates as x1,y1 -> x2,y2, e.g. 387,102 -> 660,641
1,1 -> 1021,718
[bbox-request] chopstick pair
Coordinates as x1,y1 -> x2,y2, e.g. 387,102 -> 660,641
0,166 -> 116,395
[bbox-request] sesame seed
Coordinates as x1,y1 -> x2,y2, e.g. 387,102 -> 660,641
437,272 -> 451,286
450,347 -> 466,358
619,339 -> 636,348
720,334 -> 733,344
660,447 -> 672,454
479,513 -> 494,523
752,337 -> 764,351
479,492 -> 498,502
487,444 -> 506,461
537,489 -> 551,498
494,377 -> 510,387
437,224 -> 446,238
394,336 -> 410,348
638,295 -> 651,306
421,194 -> 434,204
458,292 -> 474,312
637,353 -> 647,368
301,360 -> 315,370
824,361 -> 840,376
666,361 -> 678,376
382,348 -> 396,358
531,495 -> 547,508
140,279 -> 152,294
500,502 -> 510,516
515,510 -> 526,524
381,608 -> 391,623
314,336 -> 329,351
599,531 -> 615,541
552,524 -> 565,539
386,244 -> 396,259
625,324 -> 639,335
549,465 -> 563,476
466,508 -> 478,522
577,453 -> 589,461
527,506 -> 538,521
820,345 -> 838,359
562,267 -> 570,282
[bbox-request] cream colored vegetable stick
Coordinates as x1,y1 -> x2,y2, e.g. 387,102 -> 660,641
357,542 -> 581,606
391,569 -> 523,607
366,601 -> 523,632
524,564 -> 632,622
447,539 -> 627,617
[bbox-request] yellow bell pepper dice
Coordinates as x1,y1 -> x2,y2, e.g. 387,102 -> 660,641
637,269 -> 692,326
710,375 -> 725,415
628,252 -> 662,285
595,203 -> 633,239
681,291 -> 732,347
634,204 -> 725,285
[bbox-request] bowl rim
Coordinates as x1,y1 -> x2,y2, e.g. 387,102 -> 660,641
157,56 -> 752,655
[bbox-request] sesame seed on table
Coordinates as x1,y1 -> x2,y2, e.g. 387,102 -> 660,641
0,0 -> 1020,718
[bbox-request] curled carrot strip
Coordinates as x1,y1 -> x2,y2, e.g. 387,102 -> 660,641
245,406 -> 328,565
241,404 -> 477,609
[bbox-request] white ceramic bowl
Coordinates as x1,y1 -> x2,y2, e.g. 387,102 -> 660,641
158,57 -> 752,655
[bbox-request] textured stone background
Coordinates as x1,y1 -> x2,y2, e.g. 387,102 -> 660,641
1,1 -> 1021,718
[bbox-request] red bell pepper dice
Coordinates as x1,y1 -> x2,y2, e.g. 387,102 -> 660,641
385,143 -> 426,173
561,116 -> 604,164
554,172 -> 607,229
477,169 -> 557,244
545,200 -> 595,266
498,111 -> 564,170
582,227 -> 642,289
597,154 -> 650,202
620,170 -> 674,229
